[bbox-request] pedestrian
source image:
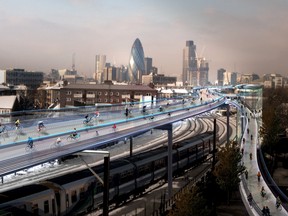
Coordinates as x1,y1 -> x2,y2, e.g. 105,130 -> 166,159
250,153 -> 253,160
241,148 -> 244,155
247,193 -> 253,205
245,170 -> 248,179
265,206 -> 270,216
262,206 -> 267,215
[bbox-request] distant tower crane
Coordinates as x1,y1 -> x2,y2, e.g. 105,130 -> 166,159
72,53 -> 76,71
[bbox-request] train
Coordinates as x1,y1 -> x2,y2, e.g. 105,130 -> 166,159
0,132 -> 215,216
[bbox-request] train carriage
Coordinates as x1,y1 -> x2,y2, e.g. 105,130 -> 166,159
0,132 -> 215,215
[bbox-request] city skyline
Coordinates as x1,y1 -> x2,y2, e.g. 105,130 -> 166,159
1,0 -> 288,83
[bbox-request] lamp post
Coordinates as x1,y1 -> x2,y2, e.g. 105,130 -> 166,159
76,150 -> 110,216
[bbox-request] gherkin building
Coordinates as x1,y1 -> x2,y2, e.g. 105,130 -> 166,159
128,38 -> 145,83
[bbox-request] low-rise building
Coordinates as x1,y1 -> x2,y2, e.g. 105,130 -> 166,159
39,82 -> 157,108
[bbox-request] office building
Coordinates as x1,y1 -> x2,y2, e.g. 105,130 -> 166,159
94,55 -> 106,84
0,68 -> 43,89
182,41 -> 198,86
198,58 -> 209,86
217,68 -> 226,86
128,38 -> 145,84
144,57 -> 153,75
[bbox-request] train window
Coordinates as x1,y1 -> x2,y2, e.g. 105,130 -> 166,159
44,200 -> 49,214
32,204 -> 39,215
154,158 -> 165,170
66,194 -> 69,208
52,199 -> 56,214
71,190 -> 77,203
138,163 -> 151,176
188,146 -> 197,154
80,187 -> 85,199
120,169 -> 134,183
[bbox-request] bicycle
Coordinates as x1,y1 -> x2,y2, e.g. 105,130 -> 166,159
0,125 -> 9,137
14,125 -> 24,134
276,202 -> 282,211
83,117 -> 94,125
66,134 -> 80,141
50,140 -> 63,149
25,143 -> 37,153
37,125 -> 46,133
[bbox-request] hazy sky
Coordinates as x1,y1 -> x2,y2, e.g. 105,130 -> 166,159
1,0 -> 288,82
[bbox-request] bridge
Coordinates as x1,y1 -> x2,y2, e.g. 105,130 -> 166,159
0,95 -> 226,178
0,86 -> 287,216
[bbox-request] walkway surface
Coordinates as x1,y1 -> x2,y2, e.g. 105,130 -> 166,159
240,108 -> 288,215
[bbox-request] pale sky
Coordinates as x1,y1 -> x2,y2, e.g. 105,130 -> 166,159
1,0 -> 288,83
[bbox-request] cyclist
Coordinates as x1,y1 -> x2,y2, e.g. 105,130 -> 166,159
72,128 -> 78,138
142,105 -> 146,114
112,124 -> 117,131
0,123 -> 5,134
159,106 -> 163,112
247,193 -> 253,205
56,137 -> 61,145
95,111 -> 100,118
245,170 -> 248,179
276,196 -> 282,209
257,171 -> 261,182
15,119 -> 20,129
37,121 -> 45,131
261,186 -> 266,197
27,136 -> 33,149
84,114 -> 89,122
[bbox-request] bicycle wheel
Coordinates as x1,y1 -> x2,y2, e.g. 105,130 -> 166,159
25,145 -> 34,153
277,204 -> 282,211
51,142 -> 60,149
66,136 -> 72,141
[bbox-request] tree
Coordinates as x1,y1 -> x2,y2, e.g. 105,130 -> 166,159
213,141 -> 245,204
169,184 -> 212,216
260,88 -> 288,169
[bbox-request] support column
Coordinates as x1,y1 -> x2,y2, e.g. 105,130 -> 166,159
167,125 -> 173,198
103,156 -> 110,216
226,104 -> 230,146
130,137 -> 133,157
212,118 -> 216,170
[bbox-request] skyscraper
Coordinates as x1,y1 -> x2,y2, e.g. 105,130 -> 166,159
182,41 -> 198,86
128,38 -> 145,83
198,58 -> 209,86
144,57 -> 153,75
217,68 -> 226,86
94,55 -> 106,84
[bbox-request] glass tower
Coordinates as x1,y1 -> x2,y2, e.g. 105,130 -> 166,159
128,38 -> 145,83
182,41 -> 198,86
94,55 -> 106,84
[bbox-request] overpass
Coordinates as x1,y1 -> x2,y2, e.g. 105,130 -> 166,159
0,96 -> 227,178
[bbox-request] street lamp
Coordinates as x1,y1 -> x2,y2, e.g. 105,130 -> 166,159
76,150 -> 110,216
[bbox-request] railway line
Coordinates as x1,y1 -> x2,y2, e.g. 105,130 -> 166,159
0,111 -> 237,216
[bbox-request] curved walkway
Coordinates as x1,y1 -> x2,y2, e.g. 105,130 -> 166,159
240,108 -> 287,215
